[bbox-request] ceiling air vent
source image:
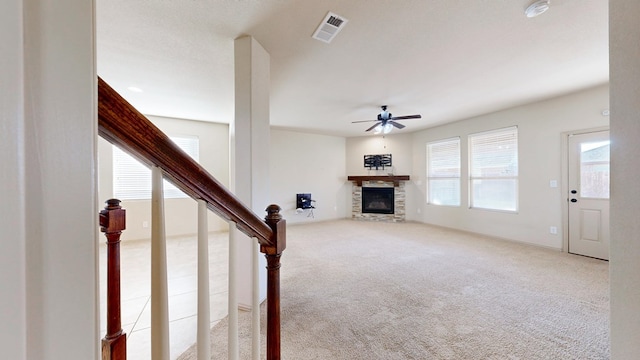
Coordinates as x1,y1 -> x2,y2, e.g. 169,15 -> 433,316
312,12 -> 348,44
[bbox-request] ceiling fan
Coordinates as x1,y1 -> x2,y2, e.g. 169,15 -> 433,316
352,105 -> 422,134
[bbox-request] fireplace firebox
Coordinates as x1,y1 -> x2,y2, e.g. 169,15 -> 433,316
362,187 -> 394,214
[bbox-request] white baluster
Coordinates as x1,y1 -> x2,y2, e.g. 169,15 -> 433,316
228,225 -> 240,360
252,239 -> 260,360
197,199 -> 211,360
151,166 -> 170,359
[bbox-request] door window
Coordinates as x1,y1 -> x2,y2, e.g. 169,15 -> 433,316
580,141 -> 610,199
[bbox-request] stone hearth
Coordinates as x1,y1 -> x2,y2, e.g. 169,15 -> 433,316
348,176 -> 409,222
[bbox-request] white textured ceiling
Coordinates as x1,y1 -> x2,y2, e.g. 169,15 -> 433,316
97,0 -> 609,137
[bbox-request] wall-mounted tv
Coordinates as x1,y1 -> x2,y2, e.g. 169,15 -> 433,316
364,154 -> 392,170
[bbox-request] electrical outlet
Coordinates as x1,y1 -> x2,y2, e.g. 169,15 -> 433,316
549,226 -> 557,235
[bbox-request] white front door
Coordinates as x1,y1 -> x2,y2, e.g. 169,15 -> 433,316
568,130 -> 610,260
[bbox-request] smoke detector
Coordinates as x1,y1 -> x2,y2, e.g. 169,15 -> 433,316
525,0 -> 550,18
312,12 -> 348,43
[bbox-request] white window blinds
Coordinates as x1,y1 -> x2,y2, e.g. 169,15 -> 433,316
427,137 -> 461,206
113,136 -> 200,200
469,126 -> 518,211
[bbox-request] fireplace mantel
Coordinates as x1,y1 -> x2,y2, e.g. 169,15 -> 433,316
347,175 -> 410,187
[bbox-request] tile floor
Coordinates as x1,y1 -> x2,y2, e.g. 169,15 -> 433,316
99,231 -> 230,359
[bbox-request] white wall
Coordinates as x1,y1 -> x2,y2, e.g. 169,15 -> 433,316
346,133 -> 414,176
98,116 -> 230,241
610,0 -> 640,356
1,0 -> 27,358
271,129 -> 349,224
99,117 -> 350,235
408,85 -> 609,249
345,86 -> 609,249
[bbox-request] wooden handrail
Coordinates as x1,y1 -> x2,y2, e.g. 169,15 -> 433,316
98,76 -> 285,360
97,76 -> 274,247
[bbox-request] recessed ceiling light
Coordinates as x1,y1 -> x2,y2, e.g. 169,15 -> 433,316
127,86 -> 143,93
525,0 -> 550,18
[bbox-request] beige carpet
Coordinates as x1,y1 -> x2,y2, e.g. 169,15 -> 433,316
179,220 -> 609,359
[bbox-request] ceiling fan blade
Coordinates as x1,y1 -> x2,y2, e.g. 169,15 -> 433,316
352,119 -> 378,123
365,122 -> 381,132
388,121 -> 405,129
390,114 -> 422,120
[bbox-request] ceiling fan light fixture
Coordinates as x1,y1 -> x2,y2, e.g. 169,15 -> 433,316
525,0 -> 550,18
353,105 -> 421,133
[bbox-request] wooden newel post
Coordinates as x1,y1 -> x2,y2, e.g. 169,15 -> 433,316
262,204 -> 286,360
100,199 -> 127,360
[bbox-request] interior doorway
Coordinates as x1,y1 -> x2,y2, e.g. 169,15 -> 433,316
567,130 -> 610,260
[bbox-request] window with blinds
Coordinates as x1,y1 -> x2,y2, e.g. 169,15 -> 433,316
468,126 -> 518,211
427,137 -> 461,206
113,136 -> 200,200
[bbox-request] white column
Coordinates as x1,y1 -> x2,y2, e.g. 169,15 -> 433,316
197,200 -> 211,360
610,0 -> 640,357
232,35 -> 271,309
151,166 -> 170,360
228,225 -> 240,360
3,0 -> 98,359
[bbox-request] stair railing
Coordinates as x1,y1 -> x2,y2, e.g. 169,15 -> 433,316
97,76 -> 285,360
100,199 -> 127,360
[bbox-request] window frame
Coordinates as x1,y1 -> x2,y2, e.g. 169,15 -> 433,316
468,126 -> 519,213
426,137 -> 461,207
113,135 -> 200,201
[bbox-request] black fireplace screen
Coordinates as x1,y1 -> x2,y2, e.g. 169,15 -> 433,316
362,187 -> 394,214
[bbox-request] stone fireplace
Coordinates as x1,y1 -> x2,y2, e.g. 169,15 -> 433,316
347,175 -> 409,222
362,187 -> 394,214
